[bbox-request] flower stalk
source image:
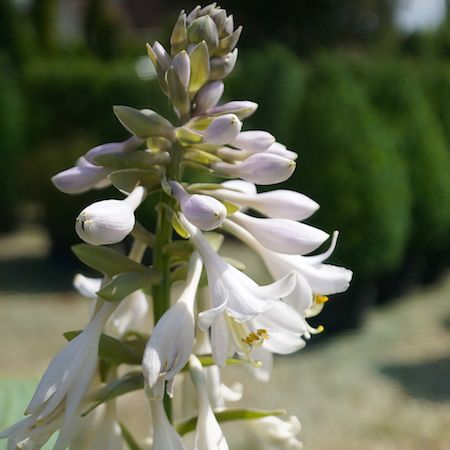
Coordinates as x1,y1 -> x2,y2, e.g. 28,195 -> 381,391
1,3 -> 352,449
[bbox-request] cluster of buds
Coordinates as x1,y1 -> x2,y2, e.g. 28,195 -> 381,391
1,3 -> 352,450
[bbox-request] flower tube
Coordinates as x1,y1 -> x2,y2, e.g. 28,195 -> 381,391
142,252 -> 203,389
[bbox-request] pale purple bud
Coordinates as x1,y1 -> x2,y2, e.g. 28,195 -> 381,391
222,14 -> 234,36
213,153 -> 296,185
221,179 -> 257,195
52,157 -> 110,194
194,81 -> 224,114
231,131 -> 275,152
187,6 -> 201,24
207,100 -> 258,120
152,42 -> 171,72
75,187 -> 146,246
231,211 -> 329,255
264,142 -> 298,161
171,181 -> 226,231
210,49 -> 238,80
203,113 -> 242,145
84,136 -> 143,165
172,51 -> 191,88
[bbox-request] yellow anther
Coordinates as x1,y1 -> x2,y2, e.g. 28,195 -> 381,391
242,329 -> 269,347
314,295 -> 329,304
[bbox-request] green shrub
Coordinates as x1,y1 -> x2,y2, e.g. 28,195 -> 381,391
292,54 -> 411,281
353,58 -> 450,252
0,57 -> 25,230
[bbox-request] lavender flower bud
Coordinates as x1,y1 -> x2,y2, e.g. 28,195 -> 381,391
194,81 -> 224,114
203,113 -> 242,145
52,157 -> 110,194
187,16 -> 219,53
231,130 -> 276,152
207,100 -> 258,120
171,182 -> 226,231
213,153 -> 296,185
210,49 -> 238,80
171,51 -> 191,88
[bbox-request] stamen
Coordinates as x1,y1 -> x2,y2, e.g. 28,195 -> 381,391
314,295 -> 329,304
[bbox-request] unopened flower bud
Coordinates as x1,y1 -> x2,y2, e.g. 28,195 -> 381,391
84,136 -> 143,165
171,51 -> 191,88
75,186 -> 146,246
264,142 -> 298,160
231,130 -> 275,152
213,153 -> 296,185
52,157 -> 110,194
203,113 -> 242,145
207,100 -> 258,120
210,49 -> 238,80
194,81 -> 224,114
170,181 -> 226,231
187,15 -> 219,53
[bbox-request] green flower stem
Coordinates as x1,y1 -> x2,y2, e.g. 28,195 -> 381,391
152,141 -> 183,421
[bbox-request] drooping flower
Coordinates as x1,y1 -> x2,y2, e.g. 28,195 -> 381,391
224,220 -> 352,314
75,186 -> 146,246
148,396 -> 186,450
142,252 -> 203,389
179,213 -> 296,365
189,355 -> 229,450
250,415 -> 303,450
0,302 -> 116,450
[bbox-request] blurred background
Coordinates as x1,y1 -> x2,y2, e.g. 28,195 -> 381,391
0,0 -> 449,449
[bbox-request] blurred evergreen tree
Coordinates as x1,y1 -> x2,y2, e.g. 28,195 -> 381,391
30,0 -> 58,54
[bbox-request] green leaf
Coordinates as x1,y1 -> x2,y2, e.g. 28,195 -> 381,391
187,183 -> 223,192
181,160 -> 213,173
72,244 -> 148,276
120,422 -> 144,450
64,332 -> 143,366
176,408 -> 287,436
189,41 -> 210,94
95,151 -> 169,170
109,169 -> 161,194
97,270 -> 161,302
83,372 -> 144,416
113,106 -> 175,140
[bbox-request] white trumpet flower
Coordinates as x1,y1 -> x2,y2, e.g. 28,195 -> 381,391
202,185 -> 318,221
75,186 -> 146,246
203,114 -> 243,145
170,181 -> 227,231
189,356 -> 229,450
148,397 -> 186,450
142,253 -> 203,388
10,302 -> 116,450
73,274 -> 151,337
224,220 -> 352,314
230,211 -> 329,255
251,415 -> 303,450
179,214 -> 296,365
213,153 -> 295,185
51,157 -> 110,194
